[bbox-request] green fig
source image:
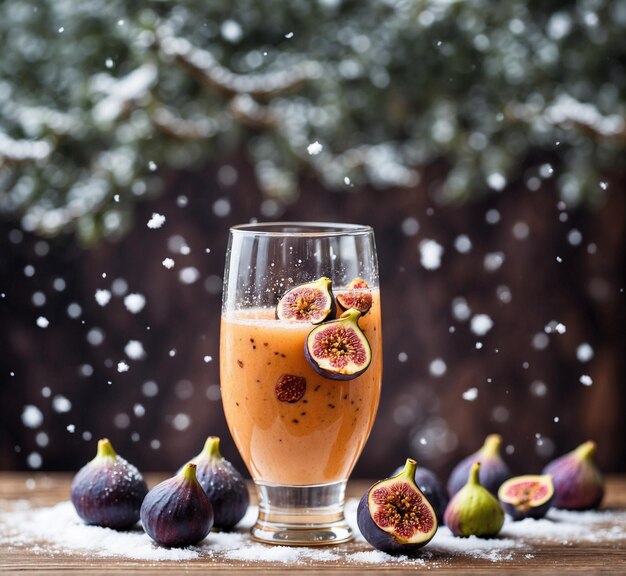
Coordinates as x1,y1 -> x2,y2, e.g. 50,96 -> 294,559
444,462 -> 505,538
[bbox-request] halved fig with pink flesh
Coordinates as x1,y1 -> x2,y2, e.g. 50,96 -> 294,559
276,277 -> 335,324
357,458 -> 438,554
304,308 -> 371,380
498,475 -> 554,520
336,277 -> 373,315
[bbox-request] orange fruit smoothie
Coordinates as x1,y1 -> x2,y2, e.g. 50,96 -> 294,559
220,292 -> 382,486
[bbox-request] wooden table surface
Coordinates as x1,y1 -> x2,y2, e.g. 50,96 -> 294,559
1,473 -> 625,575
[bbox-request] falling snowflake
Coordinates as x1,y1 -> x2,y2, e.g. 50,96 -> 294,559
454,234 -> 472,253
172,413 -> 191,431
147,213 -> 166,229
452,297 -> 471,321
579,374 -> 593,386
162,258 -> 175,269
117,361 -> 130,373
307,141 -> 323,155
36,316 -> 49,328
221,19 -> 243,42
544,320 -> 566,334
484,251 -> 505,271
487,172 -> 507,191
52,395 -> 72,413
124,293 -> 146,314
419,239 -> 444,270
27,452 -> 42,469
401,217 -> 419,236
94,289 -> 111,306
470,314 -> 494,336
576,343 -> 594,363
124,340 -> 146,360
429,358 -> 447,377
21,405 -> 44,428
179,267 -> 200,284
142,381 -> 159,397
462,387 -> 479,401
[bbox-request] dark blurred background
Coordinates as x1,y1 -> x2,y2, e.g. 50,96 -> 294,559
1,1 -> 625,479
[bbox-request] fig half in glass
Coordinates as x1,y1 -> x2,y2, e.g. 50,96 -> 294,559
220,223 -> 383,545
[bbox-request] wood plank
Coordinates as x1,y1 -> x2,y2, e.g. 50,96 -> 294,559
1,473 -> 625,574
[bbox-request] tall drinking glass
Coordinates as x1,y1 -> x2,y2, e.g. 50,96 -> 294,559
220,222 -> 382,545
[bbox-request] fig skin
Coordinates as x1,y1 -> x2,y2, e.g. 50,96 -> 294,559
141,463 -> 213,548
304,308 -> 372,380
393,464 -> 448,523
447,434 -> 511,497
542,440 -> 604,510
357,458 -> 438,554
444,461 -> 505,538
498,474 -> 554,521
275,276 -> 335,324
183,436 -> 249,530
70,438 -> 148,530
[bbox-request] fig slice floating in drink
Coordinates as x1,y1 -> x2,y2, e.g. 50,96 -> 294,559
304,308 -> 371,380
276,276 -> 335,324
275,374 -> 307,403
336,277 -> 373,316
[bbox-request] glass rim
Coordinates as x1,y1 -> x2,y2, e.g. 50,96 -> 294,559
229,221 -> 373,237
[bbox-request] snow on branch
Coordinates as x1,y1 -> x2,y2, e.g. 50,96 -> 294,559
543,95 -> 626,142
155,27 -> 322,99
12,106 -> 79,138
229,95 -> 277,129
0,132 -> 52,166
509,94 -> 626,143
152,106 -> 221,140
91,63 -> 157,125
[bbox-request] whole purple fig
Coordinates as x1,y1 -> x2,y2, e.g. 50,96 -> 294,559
185,436 -> 249,529
542,440 -> 604,510
393,464 -> 448,523
447,434 -> 511,497
357,458 -> 438,554
141,463 -> 213,548
70,438 -> 148,530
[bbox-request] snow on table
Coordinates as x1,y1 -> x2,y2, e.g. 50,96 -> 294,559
1,497 -> 624,568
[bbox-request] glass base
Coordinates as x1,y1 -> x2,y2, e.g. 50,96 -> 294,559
251,481 -> 352,546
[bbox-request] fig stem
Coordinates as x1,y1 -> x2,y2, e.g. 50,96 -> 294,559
96,438 -> 117,459
181,462 -> 198,482
339,308 -> 363,322
201,436 -> 222,460
482,434 -> 502,457
468,461 -> 481,486
397,458 -> 417,481
575,440 -> 596,460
